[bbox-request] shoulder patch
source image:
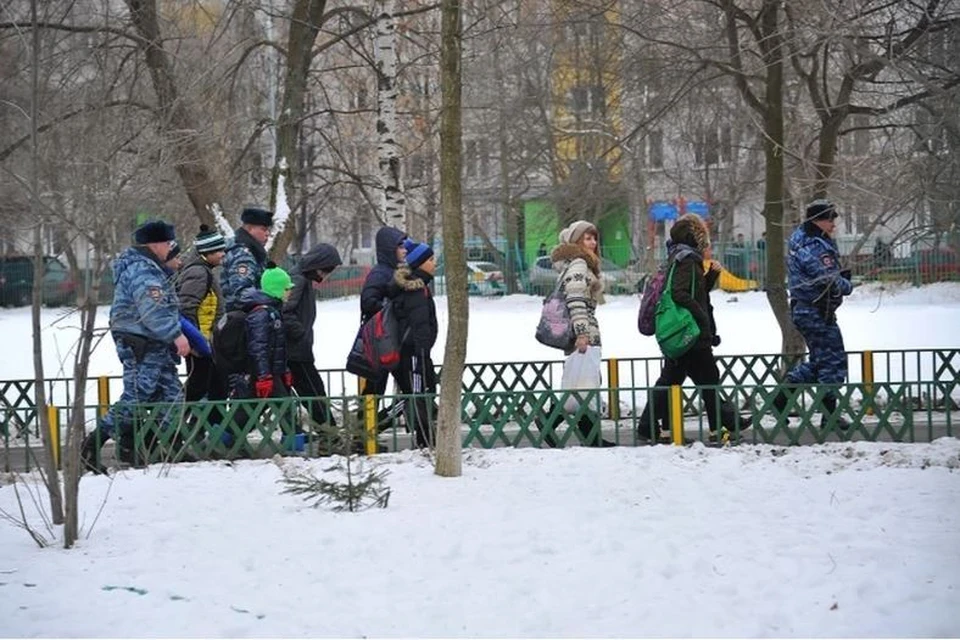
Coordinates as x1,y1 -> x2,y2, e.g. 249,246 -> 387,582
237,264 -> 249,276
146,286 -> 163,301
820,254 -> 835,269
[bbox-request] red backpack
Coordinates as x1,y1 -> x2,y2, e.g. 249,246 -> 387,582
346,298 -> 407,378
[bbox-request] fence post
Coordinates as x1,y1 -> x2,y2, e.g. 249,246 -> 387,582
606,358 -> 620,421
47,405 -> 60,469
364,395 -> 377,456
669,385 -> 683,446
861,350 -> 874,416
97,376 -> 110,417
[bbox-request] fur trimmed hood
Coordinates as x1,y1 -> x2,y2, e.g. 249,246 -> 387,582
550,242 -> 601,275
394,264 -> 429,291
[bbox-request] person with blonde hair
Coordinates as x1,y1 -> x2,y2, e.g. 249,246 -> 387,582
537,219 -> 615,447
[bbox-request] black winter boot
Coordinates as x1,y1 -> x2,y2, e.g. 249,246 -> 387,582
577,415 -> 616,447
820,395 -> 851,431
536,409 -> 561,448
80,430 -> 107,475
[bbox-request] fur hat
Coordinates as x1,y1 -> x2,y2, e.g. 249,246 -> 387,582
806,199 -> 838,221
134,220 -> 176,245
558,220 -> 597,245
403,239 -> 435,270
260,261 -> 293,300
194,224 -> 227,254
669,214 -> 710,252
241,206 -> 274,227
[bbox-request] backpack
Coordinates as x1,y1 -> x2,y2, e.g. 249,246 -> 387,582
212,306 -> 263,375
637,247 -> 695,336
346,298 -> 406,378
535,264 -> 574,350
637,267 -> 668,336
654,261 -> 701,359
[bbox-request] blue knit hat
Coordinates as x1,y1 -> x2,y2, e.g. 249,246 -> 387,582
403,238 -> 434,270
134,220 -> 176,244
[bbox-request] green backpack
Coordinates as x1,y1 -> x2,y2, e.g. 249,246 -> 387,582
654,261 -> 701,359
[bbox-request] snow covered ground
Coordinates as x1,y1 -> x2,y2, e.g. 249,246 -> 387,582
2,441 -> 959,637
1,283 -> 959,637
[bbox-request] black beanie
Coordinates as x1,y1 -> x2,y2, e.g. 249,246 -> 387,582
134,220 -> 176,244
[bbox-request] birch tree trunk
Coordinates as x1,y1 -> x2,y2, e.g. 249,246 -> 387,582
435,0 -> 463,478
125,0 -> 226,231
375,0 -> 406,229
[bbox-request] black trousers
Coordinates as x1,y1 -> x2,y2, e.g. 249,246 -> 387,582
396,351 -> 436,448
288,360 -> 335,426
184,355 -> 227,427
638,347 -> 737,435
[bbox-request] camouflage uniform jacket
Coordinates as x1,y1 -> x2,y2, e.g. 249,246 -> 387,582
108,246 -> 182,343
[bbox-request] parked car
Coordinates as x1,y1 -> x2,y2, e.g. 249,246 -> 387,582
313,264 -> 372,300
434,261 -> 520,296
0,255 -> 77,307
527,255 -> 642,296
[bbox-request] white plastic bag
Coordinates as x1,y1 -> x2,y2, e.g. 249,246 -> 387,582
560,346 -> 602,413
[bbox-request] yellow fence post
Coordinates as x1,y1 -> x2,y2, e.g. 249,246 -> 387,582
862,350 -> 874,416
669,385 -> 683,446
97,376 -> 110,417
606,358 -> 620,421
47,405 -> 60,469
364,395 -> 377,456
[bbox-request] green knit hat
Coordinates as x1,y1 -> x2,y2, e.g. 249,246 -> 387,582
261,263 -> 293,300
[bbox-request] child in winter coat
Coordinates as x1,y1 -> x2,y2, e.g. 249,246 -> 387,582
224,263 -> 295,450
391,240 -> 439,448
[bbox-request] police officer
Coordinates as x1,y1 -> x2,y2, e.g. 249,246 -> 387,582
774,199 -> 854,429
81,220 -> 190,473
221,206 -> 273,311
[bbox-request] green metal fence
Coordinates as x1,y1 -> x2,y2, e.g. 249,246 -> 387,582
2,349 -> 958,444
5,374 -> 958,472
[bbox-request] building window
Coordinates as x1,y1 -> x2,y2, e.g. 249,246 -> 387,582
569,84 -> 605,115
720,126 -> 734,164
465,140 -> 478,178
355,87 -> 368,110
250,152 -> 263,186
695,127 -> 719,167
647,130 -> 663,169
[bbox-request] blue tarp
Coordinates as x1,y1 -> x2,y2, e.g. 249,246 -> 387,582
649,201 -> 678,222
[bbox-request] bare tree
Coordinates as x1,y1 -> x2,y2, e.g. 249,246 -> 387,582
435,0 -> 463,478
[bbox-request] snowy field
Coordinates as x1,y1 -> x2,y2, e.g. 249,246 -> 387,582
1,282 -> 959,637
5,281 -> 960,380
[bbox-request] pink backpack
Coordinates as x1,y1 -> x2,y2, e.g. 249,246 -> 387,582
637,248 -> 694,336
637,268 -> 667,336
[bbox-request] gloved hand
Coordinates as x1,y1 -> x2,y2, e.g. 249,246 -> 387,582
255,375 -> 273,399
839,268 -> 852,280
711,334 -> 722,347
282,371 -> 293,388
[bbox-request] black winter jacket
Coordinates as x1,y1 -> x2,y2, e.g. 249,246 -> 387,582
360,227 -> 407,323
392,265 -> 438,356
668,243 -> 720,351
239,289 -> 288,380
283,244 -> 342,362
